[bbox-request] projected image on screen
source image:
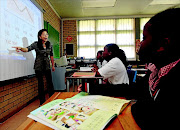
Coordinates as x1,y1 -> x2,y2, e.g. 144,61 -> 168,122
0,0 -> 43,81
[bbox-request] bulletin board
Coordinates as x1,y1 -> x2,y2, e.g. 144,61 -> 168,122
44,21 -> 60,58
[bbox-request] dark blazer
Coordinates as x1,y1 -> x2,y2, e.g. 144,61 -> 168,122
131,61 -> 180,130
27,41 -> 53,71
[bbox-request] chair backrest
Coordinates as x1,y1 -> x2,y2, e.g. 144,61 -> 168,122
127,69 -> 137,85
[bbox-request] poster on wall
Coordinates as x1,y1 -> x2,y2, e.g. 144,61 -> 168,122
66,35 -> 72,42
65,43 -> 74,56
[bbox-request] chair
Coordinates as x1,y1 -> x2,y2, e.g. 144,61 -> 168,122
127,69 -> 137,86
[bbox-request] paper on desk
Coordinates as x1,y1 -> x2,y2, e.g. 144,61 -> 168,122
80,67 -> 93,72
72,72 -> 96,77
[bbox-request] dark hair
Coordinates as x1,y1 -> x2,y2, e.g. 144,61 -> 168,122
105,43 -> 128,68
37,29 -> 50,50
147,8 -> 180,58
97,50 -> 103,56
97,50 -> 104,62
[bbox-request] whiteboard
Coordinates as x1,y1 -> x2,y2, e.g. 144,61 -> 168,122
0,0 -> 43,81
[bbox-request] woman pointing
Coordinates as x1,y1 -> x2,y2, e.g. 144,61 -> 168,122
13,29 -> 55,105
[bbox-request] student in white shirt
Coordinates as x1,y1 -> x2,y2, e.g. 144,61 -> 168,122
97,44 -> 129,84
89,44 -> 129,96
92,50 -> 107,71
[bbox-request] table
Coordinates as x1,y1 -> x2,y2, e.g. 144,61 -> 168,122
131,68 -> 148,74
17,92 -> 140,130
66,72 -> 103,92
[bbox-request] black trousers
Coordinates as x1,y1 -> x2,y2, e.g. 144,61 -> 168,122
35,69 -> 54,105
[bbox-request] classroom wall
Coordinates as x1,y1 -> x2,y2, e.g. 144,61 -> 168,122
0,77 -> 47,122
63,20 -> 77,58
0,0 -> 61,123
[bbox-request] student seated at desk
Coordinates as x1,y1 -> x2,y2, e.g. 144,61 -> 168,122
81,44 -> 129,96
94,50 -> 107,69
130,8 -> 180,130
97,44 -> 129,84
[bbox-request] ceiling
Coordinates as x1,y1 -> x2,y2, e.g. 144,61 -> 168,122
48,0 -> 180,19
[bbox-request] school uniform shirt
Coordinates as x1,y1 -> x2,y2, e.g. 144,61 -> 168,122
97,59 -> 107,68
97,60 -> 102,68
98,57 -> 129,84
27,41 -> 53,71
102,60 -> 107,67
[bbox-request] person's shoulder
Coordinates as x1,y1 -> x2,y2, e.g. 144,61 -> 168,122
47,41 -> 52,47
166,60 -> 180,77
109,57 -> 119,62
47,41 -> 52,45
110,57 -> 123,64
31,41 -> 38,45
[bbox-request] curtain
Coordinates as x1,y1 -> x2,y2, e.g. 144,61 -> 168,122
116,19 -> 135,59
77,20 -> 95,58
77,18 -> 135,59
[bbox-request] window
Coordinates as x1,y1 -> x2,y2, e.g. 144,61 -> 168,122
77,18 -> 135,59
77,20 -> 95,58
140,18 -> 150,41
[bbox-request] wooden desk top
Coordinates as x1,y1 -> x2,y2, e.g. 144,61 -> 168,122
66,72 -> 103,79
17,92 -> 140,130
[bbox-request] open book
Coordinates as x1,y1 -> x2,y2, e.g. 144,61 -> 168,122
28,92 -> 131,130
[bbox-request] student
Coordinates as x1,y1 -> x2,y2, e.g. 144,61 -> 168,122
92,50 -> 107,72
13,29 -> 55,105
85,43 -> 129,96
96,50 -> 107,68
130,8 -> 180,129
97,43 -> 129,85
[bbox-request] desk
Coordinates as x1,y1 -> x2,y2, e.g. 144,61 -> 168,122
66,72 -> 103,92
131,68 -> 148,72
17,92 -> 140,130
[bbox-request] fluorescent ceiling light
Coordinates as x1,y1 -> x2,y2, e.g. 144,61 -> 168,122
150,0 -> 180,5
82,0 -> 116,8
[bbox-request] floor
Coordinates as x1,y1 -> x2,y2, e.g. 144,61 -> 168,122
0,85 -> 77,130
0,98 -> 40,130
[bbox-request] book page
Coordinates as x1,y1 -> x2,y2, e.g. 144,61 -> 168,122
78,110 -> 116,130
67,93 -> 130,114
30,99 -> 64,115
29,99 -> 115,130
28,93 -> 130,130
29,100 -> 90,129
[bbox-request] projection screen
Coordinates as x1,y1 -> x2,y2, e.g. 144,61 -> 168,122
0,0 -> 43,81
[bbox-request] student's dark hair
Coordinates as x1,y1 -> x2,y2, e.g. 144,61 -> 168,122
147,8 -> 180,57
97,50 -> 104,62
105,43 -> 128,68
37,29 -> 50,50
97,50 -> 103,55
97,50 -> 103,56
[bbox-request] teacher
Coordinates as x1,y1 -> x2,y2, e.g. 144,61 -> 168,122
13,29 -> 55,105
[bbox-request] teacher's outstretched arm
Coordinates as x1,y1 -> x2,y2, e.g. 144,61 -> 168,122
12,47 -> 28,52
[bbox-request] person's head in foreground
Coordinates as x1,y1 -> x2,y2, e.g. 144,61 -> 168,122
138,8 -> 180,68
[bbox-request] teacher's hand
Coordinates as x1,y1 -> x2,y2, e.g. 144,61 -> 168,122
12,47 -> 21,52
52,66 -> 55,72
